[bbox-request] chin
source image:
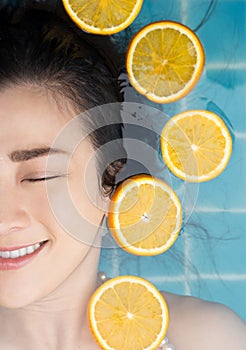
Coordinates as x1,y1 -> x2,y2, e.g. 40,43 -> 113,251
0,275 -> 51,309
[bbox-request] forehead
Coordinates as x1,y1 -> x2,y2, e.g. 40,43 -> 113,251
0,86 -> 80,151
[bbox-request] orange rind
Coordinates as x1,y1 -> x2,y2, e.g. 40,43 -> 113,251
88,275 -> 169,350
108,175 -> 182,256
62,0 -> 143,35
160,110 -> 233,182
126,21 -> 205,103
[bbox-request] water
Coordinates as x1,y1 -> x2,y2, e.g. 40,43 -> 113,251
2,0 -> 245,322
100,0 -> 246,321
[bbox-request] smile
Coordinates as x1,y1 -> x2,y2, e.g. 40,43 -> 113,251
0,241 -> 48,270
0,242 -> 44,259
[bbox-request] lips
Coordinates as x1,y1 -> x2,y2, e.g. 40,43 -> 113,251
0,240 -> 48,270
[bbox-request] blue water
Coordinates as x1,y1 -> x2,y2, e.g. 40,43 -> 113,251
100,0 -> 246,321
2,0 -> 245,322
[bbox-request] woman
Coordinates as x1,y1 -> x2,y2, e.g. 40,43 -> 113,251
0,5 -> 245,350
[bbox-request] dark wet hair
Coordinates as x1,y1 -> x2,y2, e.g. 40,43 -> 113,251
0,5 -> 127,196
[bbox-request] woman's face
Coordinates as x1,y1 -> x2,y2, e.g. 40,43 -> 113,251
0,86 -> 107,308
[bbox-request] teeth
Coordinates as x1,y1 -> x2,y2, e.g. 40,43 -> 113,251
26,245 -> 35,254
19,248 -> 27,257
10,250 -> 20,259
0,243 -> 42,259
2,251 -> 10,258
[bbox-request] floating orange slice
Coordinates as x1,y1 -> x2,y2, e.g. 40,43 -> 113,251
88,275 -> 169,350
126,21 -> 205,103
160,110 -> 233,182
62,0 -> 143,35
108,175 -> 182,256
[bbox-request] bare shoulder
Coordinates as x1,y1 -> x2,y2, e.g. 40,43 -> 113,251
162,291 -> 246,350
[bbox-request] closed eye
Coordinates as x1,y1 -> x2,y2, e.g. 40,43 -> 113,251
23,175 -> 64,183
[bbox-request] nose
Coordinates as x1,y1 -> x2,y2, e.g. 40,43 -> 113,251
0,185 -> 30,235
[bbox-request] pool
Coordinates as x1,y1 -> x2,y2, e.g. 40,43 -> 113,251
2,0 -> 245,322
100,0 -> 246,322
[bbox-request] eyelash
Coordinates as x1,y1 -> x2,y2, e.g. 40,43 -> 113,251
23,175 -> 62,183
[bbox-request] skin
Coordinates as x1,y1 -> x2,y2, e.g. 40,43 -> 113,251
0,86 -> 106,349
163,292 -> 246,349
0,86 -> 245,350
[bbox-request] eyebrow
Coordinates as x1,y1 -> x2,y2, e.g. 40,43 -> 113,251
8,147 -> 68,162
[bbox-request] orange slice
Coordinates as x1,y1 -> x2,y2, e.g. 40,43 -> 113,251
62,0 -> 143,35
126,21 -> 205,103
108,174 -> 182,256
88,275 -> 169,350
160,110 -> 233,182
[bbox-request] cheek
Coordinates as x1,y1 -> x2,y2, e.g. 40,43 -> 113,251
68,150 -> 108,228
24,184 -> 58,224
43,176 -> 105,246
21,184 -> 51,221
69,172 -> 105,227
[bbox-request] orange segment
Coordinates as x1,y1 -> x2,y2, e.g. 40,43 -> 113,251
62,0 -> 143,35
160,110 -> 233,182
126,21 -> 205,103
88,275 -> 169,350
108,175 -> 182,256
